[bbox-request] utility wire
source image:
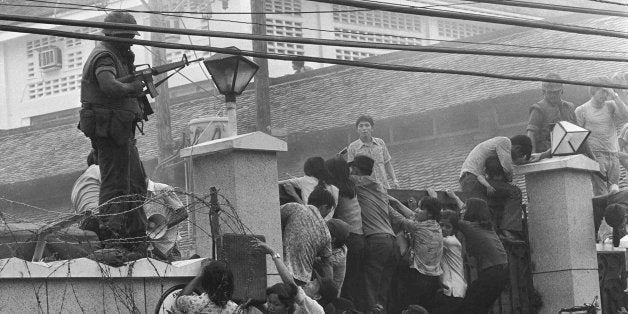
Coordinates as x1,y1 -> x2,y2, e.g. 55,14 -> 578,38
463,0 -> 628,18
357,0 -> 623,34
4,2 -> 627,55
2,14 -> 626,63
22,0 -> 470,15
2,23 -> 627,90
306,0 -> 628,39
585,0 -> 628,5
13,0 -> 628,39
22,0 -> 628,37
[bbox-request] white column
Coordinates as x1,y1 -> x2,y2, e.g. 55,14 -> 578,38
517,155 -> 601,313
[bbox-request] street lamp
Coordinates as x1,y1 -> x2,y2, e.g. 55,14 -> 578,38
550,121 -> 591,156
203,47 -> 259,137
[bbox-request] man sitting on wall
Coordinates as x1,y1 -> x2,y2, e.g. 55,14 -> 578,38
72,161 -> 188,262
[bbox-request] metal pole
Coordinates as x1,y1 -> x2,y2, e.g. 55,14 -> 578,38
250,0 -> 271,134
226,95 -> 237,137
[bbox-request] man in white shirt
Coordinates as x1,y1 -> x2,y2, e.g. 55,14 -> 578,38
576,77 -> 628,195
347,115 -> 399,189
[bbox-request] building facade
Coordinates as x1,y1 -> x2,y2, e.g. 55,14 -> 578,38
0,0 -> 536,129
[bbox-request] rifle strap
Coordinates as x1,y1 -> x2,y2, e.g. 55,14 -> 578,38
135,121 -> 145,136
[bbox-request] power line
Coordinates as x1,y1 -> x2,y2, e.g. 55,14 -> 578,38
22,0 -> 371,15
17,0 -> 628,40
2,23 -> 627,90
357,0 -> 623,34
306,0 -> 628,39
584,0 -> 628,5
464,0 -> 628,17
22,0 -> 472,15
2,13 -> 626,63
4,2 -> 627,55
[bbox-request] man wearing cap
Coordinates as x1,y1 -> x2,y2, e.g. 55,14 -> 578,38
78,10 -> 149,256
576,77 -> 628,195
527,73 -> 579,154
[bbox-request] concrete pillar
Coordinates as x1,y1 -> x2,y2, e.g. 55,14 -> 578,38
180,131 -> 287,284
517,155 -> 601,313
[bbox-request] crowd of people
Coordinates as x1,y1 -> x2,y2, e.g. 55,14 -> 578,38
217,74 -> 628,314
75,10 -> 628,313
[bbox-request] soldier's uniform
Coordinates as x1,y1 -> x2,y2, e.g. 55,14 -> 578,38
78,11 -> 149,253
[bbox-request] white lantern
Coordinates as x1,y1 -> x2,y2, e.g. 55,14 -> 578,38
551,121 -> 591,156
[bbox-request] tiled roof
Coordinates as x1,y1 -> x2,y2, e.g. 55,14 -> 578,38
0,14 -> 626,189
389,130 -> 528,197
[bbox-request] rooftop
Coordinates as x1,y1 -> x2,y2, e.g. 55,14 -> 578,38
0,14 -> 625,188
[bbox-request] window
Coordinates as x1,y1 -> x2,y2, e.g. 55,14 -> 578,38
165,18 -> 181,41
334,28 -> 423,45
166,49 -> 210,63
38,46 -> 62,71
266,19 -> 304,55
27,62 -> 35,79
27,74 -> 81,99
66,51 -> 83,69
265,0 -> 301,14
27,36 -> 63,58
437,20 -> 495,39
335,49 -> 376,60
333,5 -> 421,31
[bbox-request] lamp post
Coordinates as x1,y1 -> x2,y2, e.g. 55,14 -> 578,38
203,47 -> 259,137
550,121 -> 590,156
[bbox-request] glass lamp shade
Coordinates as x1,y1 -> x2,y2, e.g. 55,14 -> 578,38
203,47 -> 259,97
551,121 -> 591,156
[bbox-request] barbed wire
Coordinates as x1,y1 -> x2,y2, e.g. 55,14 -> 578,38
0,187 -> 275,311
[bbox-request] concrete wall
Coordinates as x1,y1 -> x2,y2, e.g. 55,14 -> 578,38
0,257 -> 202,314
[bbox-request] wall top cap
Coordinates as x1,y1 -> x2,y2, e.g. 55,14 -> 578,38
0,257 -> 205,279
180,131 -> 288,158
515,154 -> 600,175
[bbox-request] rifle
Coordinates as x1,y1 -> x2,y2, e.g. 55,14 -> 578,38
119,54 -> 204,98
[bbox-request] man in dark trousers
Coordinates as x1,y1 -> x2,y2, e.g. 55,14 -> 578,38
349,155 -> 398,314
78,11 -> 150,259
593,189 -> 628,246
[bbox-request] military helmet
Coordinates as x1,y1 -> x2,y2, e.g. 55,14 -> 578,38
542,73 -> 563,91
102,11 -> 140,36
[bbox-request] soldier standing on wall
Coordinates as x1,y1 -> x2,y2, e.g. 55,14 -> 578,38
78,11 -> 152,262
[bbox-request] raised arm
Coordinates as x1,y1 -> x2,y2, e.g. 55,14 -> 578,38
609,89 -> 628,122
180,270 -> 203,296
446,190 -> 465,211
279,179 -> 305,204
388,195 -> 415,218
255,241 -> 297,286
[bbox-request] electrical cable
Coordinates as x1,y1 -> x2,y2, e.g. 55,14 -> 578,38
2,23 -> 627,90
11,0 -> 628,39
584,0 -> 628,5
4,2 -> 627,55
137,0 -> 218,100
21,0 -> 473,15
305,0 -> 628,39
463,0 -> 628,17
2,14 -> 627,63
